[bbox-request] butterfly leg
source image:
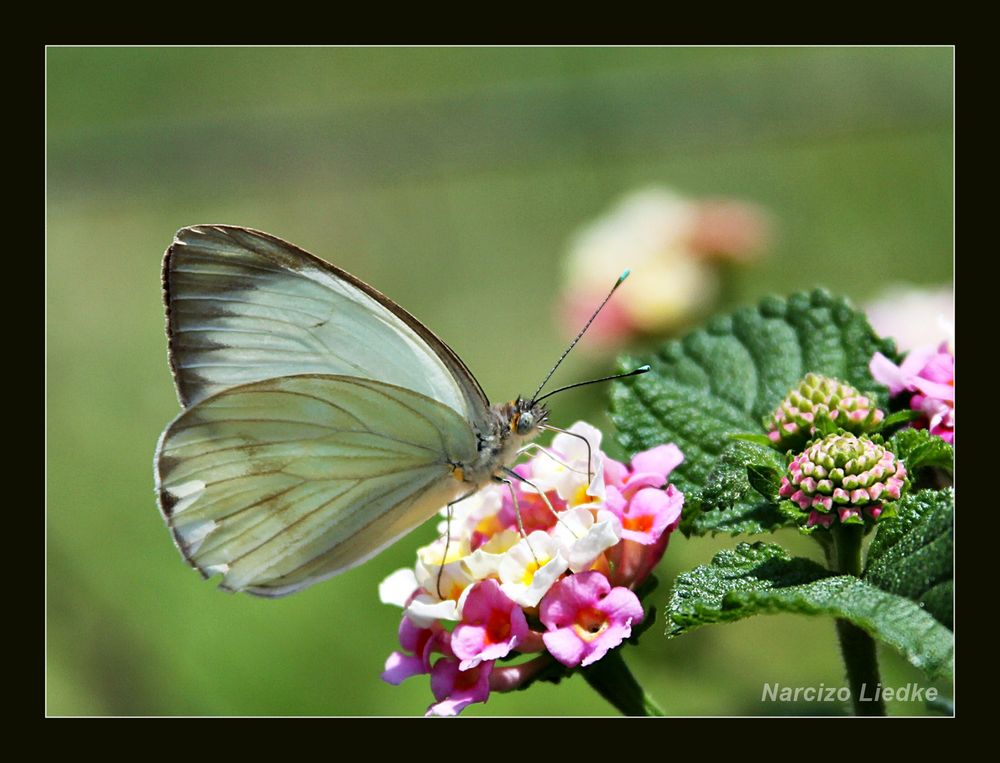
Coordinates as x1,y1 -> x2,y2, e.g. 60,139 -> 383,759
517,443 -> 590,480
539,424 -> 594,484
435,487 -> 480,600
493,474 -> 541,567
501,466 -> 581,540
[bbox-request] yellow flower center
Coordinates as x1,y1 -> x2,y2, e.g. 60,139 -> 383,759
571,483 -> 592,506
520,557 -> 550,586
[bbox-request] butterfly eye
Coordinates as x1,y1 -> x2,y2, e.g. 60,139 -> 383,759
516,412 -> 535,435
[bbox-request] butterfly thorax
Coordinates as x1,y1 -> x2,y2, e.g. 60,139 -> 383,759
458,398 -> 549,485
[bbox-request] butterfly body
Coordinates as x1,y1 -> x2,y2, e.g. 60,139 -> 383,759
459,398 -> 549,485
156,225 -> 550,597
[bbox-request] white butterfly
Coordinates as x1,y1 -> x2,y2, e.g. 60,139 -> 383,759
155,225 -> 640,597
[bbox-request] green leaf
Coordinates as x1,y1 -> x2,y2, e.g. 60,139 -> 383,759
728,432 -> 774,448
918,582 -> 953,629
746,464 -> 782,501
666,542 -> 954,679
880,409 -> 924,429
863,489 -> 954,627
683,440 -> 793,536
888,428 -> 955,474
865,488 -> 952,564
611,289 -> 896,530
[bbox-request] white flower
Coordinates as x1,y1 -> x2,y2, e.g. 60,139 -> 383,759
405,593 -> 466,627
378,568 -> 419,608
498,532 -> 570,608
407,552 -> 479,625
550,507 -> 621,572
530,421 -> 606,503
435,487 -> 503,538
461,530 -> 521,580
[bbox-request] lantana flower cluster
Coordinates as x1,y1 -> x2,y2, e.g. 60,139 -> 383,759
778,432 -> 907,528
379,422 -> 684,716
766,368 -> 917,531
765,373 -> 884,450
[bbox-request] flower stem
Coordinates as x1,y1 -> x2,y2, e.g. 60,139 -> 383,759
581,649 -> 665,716
830,524 -> 886,717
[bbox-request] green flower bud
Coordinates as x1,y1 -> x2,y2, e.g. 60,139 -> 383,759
766,374 -> 885,450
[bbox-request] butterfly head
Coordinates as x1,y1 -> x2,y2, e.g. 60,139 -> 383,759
508,397 -> 549,437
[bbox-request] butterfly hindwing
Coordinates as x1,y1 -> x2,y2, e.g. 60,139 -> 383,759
155,374 -> 477,597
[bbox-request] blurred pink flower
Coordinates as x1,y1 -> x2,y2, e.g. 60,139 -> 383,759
559,187 -> 772,348
689,199 -> 773,261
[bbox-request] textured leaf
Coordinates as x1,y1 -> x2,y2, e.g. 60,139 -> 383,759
888,428 -> 955,474
682,440 -> 793,536
865,488 -> 952,565
864,489 -> 954,627
611,289 -> 895,534
918,582 -> 953,630
666,542 -> 954,678
880,409 -> 924,429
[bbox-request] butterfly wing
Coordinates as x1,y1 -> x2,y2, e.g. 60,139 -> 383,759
157,225 -> 496,596
162,224 -> 490,429
155,374 -> 477,597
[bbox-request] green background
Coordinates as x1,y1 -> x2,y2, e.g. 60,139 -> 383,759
47,47 -> 953,716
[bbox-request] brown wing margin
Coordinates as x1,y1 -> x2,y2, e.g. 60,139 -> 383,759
161,224 -> 491,413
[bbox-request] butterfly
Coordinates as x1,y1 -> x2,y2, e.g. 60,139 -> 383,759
154,225 -> 644,597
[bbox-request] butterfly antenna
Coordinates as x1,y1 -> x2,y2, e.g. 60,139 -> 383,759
530,269 -> 631,403
533,365 -> 650,404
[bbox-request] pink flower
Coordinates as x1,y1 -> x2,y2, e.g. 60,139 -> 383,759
806,510 -> 836,529
871,342 -> 954,443
604,443 -> 684,495
379,423 -> 687,714
381,618 -> 446,685
539,571 -> 644,668
608,483 -> 684,546
451,580 -> 529,670
600,444 -> 684,586
426,658 -> 494,717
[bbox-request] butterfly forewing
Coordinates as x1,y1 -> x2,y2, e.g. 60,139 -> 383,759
163,225 -> 490,429
156,375 -> 477,597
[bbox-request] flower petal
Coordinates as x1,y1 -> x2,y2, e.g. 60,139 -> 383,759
378,568 -> 418,607
542,627 -> 588,668
630,443 -> 684,479
381,652 -> 425,685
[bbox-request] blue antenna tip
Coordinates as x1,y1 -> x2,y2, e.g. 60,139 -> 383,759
618,269 -> 631,284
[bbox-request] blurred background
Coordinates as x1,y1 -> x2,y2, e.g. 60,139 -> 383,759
47,47 -> 953,716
